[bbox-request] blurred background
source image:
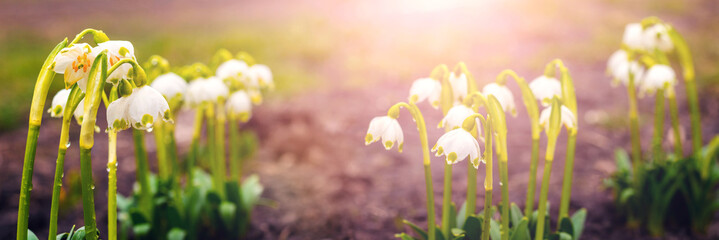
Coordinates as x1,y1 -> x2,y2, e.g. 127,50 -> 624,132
0,0 -> 718,239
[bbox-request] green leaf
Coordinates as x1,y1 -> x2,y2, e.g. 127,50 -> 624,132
56,233 -> 69,240
509,218 -> 530,240
570,209 -> 587,240
615,149 -> 631,172
403,219 -> 428,240
619,189 -> 634,205
558,232 -> 573,240
558,217 -> 574,237
70,227 -> 86,240
457,201 -> 468,229
133,223 -> 151,237
462,215 -> 483,240
167,228 -> 187,240
510,203 -> 523,227
451,228 -> 466,237
489,219 -> 500,240
240,174 -> 264,210
450,202 -> 458,229
219,201 -> 237,229
27,230 -> 39,240
396,232 -> 419,240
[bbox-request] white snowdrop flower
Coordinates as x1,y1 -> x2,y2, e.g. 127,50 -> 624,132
482,83 -> 516,115
365,116 -> 404,152
106,96 -> 132,131
249,64 -> 274,90
642,24 -> 673,52
539,105 -> 576,133
432,128 -> 482,168
611,60 -> 645,87
95,40 -> 136,83
127,86 -> 171,130
607,50 -> 628,76
529,76 -> 562,105
52,43 -> 95,91
640,64 -> 676,96
205,76 -> 230,100
622,23 -> 645,50
48,89 -> 72,118
216,59 -> 249,80
449,72 -> 468,102
408,78 -> 441,108
226,91 -> 253,122
439,105 -> 475,130
186,77 -> 230,106
150,72 -> 187,99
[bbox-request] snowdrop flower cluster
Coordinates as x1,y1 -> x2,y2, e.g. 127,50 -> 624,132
216,59 -> 274,104
52,40 -> 137,92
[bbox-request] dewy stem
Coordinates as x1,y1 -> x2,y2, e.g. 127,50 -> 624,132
627,75 -> 643,176
132,129 -> 152,221
667,88 -> 683,156
652,88 -> 666,160
107,131 -> 118,240
17,38 -> 67,240
536,98 -> 562,240
48,121 -> 70,240
389,102 -> 435,240
558,130 -> 577,219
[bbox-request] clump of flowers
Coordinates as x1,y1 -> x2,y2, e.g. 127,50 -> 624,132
605,17 -> 719,237
365,61 -> 586,240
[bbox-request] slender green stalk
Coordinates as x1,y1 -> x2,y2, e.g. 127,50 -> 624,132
466,160 -> 477,217
558,131 -> 577,219
133,129 -> 152,220
498,156 -> 509,240
535,98 -> 562,240
48,118 -> 72,240
188,107 -> 204,192
389,102 -> 435,240
652,88 -> 666,160
206,103 -> 224,196
627,76 -> 642,175
108,131 -> 118,240
17,39 -> 67,240
442,164 -> 453,239
525,137 -> 540,217
482,118 -> 493,240
667,88 -> 683,156
165,121 -> 183,211
79,149 -> 98,240
229,117 -> 242,183
216,100 -> 227,180
535,158 -> 553,240
668,28 -> 702,157
153,122 -> 170,179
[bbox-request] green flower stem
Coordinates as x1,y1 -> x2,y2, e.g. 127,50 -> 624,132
430,64 -> 452,115
17,38 -> 67,240
153,122 -> 170,179
466,160 -> 477,217
132,129 -> 152,221
188,107 -> 204,192
389,102 -> 435,240
482,118 -> 493,240
652,88 -> 666,160
558,131 -> 577,219
668,28 -> 702,157
498,153 -> 509,240
206,103 -> 224,196
229,116 -> 242,183
534,156 -> 554,240
216,100 -> 227,183
526,137 -> 540,217
69,28 -> 109,46
536,98 -> 562,240
667,88 -> 683,156
78,52 -> 109,240
107,131 -> 118,240
442,163 -> 453,239
627,75 -> 642,176
165,120 -> 183,211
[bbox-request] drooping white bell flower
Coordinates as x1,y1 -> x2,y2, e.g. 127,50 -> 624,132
449,72 -> 469,102
106,95 -> 132,131
482,83 -> 516,115
529,76 -> 562,105
607,50 -> 628,75
150,72 -> 187,99
52,43 -> 95,91
226,91 -> 253,122
365,116 -> 404,152
408,78 -> 441,108
216,59 -> 249,80
432,128 -> 482,168
127,86 -> 171,130
640,64 -> 676,96
249,64 -> 274,90
539,105 -> 576,133
95,40 -> 136,83
611,59 -> 645,87
186,77 -> 230,106
48,89 -> 72,118
642,24 -> 673,52
622,23 -> 645,50
439,105 -> 475,130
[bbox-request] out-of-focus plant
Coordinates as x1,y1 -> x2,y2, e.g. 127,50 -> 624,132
605,17 -> 719,237
367,61 -> 585,240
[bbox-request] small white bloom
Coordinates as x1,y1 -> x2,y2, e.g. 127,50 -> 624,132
622,23 -> 644,50
150,72 -> 187,99
226,91 -> 252,122
186,77 -> 230,106
539,105 -> 576,133
106,96 -> 132,131
482,83 -> 516,115
127,86 -> 171,130
439,105 -> 475,130
529,76 -> 562,105
607,50 -> 628,75
365,116 -> 404,152
408,78 -> 441,108
48,89 -> 72,118
52,43 -> 95,91
642,24 -> 673,52
611,60 -> 645,87
216,59 -> 249,80
249,64 -> 274,90
95,41 -> 136,83
640,64 -> 676,96
449,72 -> 468,102
432,128 -> 482,168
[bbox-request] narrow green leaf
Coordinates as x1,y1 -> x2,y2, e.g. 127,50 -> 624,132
457,201 -> 468,229
615,149 -> 631,172
403,219 -> 428,240
510,203 -> 523,227
509,218 -> 530,240
396,232 -> 419,240
27,230 -> 39,240
489,219 -> 500,240
450,202 -> 458,229
570,209 -> 587,240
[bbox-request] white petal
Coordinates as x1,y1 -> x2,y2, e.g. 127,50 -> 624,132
366,116 -> 392,145
640,64 -> 676,95
622,23 -> 644,50
250,64 -> 274,89
381,118 -> 403,151
433,129 -> 480,165
151,72 -> 187,99
529,76 -> 562,105
217,59 -> 249,80
127,86 -> 170,130
482,83 -> 516,114
409,78 -> 442,108
449,73 -> 468,101
48,89 -> 72,118
97,41 -> 136,82
642,24 -> 673,52
439,104 -> 475,130
612,60 -> 645,87
226,91 -> 253,122
106,96 -> 131,131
